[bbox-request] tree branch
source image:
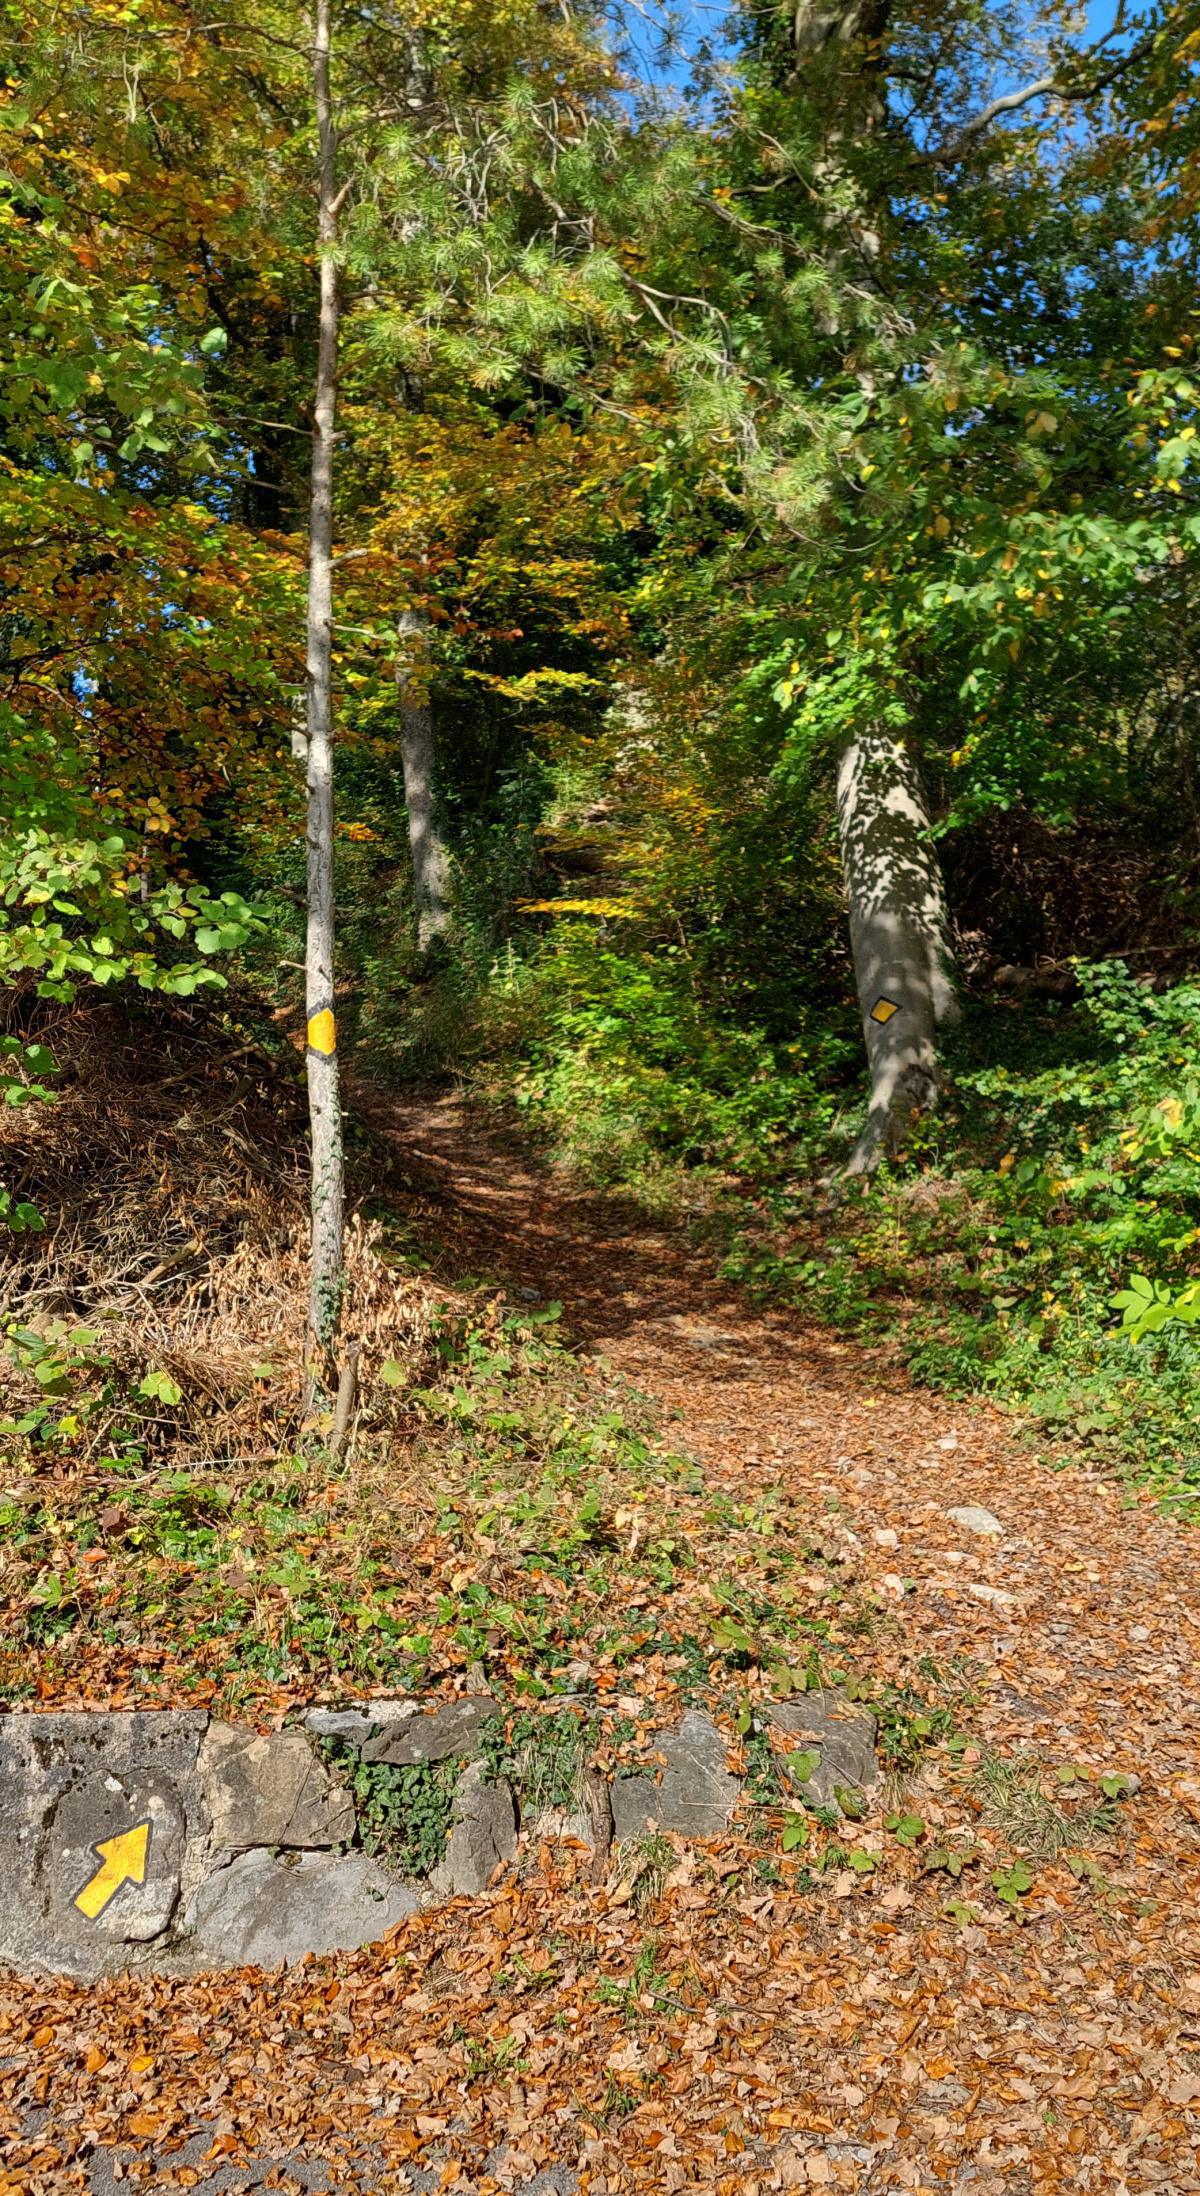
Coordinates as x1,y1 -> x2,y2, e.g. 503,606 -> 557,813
928,20 -> 1157,164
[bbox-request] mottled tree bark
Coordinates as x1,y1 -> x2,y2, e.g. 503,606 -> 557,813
396,607 -> 453,950
791,0 -> 892,62
836,724 -> 957,1174
303,0 -> 345,1358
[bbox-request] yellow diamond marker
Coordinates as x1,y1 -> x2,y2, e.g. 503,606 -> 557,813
74,1820 -> 151,1921
870,996 -> 900,1025
306,1008 -> 336,1056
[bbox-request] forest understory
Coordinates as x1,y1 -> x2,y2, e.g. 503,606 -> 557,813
5,0 -> 1200,2183
0,998 -> 1198,2193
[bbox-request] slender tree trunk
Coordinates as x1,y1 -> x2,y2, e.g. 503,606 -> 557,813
396,607 -> 453,950
836,723 -> 957,1175
303,0 -> 345,1359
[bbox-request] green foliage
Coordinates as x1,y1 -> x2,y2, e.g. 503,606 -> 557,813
482,925 -> 835,1202
0,1192 -> 45,1235
0,727 -> 261,1228
972,1749 -> 1129,1862
885,1812 -> 926,1850
595,1934 -> 680,2023
0,802 -> 258,1002
844,1848 -> 878,1876
2,1320 -> 202,1450
990,1859 -> 1035,1909
321,1739 -> 460,1879
137,1370 -> 184,1408
455,2026 -> 530,2082
783,1748 -> 821,1788
1111,1275 -> 1200,1342
924,1839 -> 976,1880
480,1708 -> 592,1814
721,964 -> 1200,1503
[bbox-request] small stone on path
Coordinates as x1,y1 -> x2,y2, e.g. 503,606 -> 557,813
964,1582 -> 1019,1609
946,1504 -> 1004,1537
766,1690 -> 880,1816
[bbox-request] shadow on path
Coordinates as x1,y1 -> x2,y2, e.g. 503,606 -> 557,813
361,1087 -> 851,1381
363,1085 -> 1200,1816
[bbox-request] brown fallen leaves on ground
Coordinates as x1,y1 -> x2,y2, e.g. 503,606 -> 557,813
3,1085 -> 1200,2192
2,1837 -> 1198,2193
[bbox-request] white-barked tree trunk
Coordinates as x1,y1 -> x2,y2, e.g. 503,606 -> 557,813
303,0 -> 345,1360
836,723 -> 957,1174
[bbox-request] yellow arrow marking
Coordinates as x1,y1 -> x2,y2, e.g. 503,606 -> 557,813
870,996 -> 900,1024
74,1821 -> 151,1920
306,1008 -> 336,1056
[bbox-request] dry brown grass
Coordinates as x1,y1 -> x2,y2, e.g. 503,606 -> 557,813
0,990 -> 438,1461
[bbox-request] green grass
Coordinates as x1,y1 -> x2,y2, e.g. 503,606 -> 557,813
969,1752 -> 1129,1860
480,1706 -> 594,1816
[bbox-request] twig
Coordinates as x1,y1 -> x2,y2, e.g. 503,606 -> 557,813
586,1766 -> 613,1884
928,17 -> 1158,164
329,1343 -> 360,1465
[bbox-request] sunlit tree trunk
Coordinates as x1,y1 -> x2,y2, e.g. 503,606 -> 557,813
836,723 -> 957,1174
396,607 -> 453,950
303,0 -> 345,1360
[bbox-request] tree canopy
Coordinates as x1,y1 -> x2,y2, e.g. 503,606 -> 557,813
3,0 -> 1200,1457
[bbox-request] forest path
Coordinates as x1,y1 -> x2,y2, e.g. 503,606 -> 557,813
369,1089 -> 1200,1806
6,1083 -> 1200,2196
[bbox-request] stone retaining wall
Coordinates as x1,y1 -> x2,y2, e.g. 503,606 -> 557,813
0,1690 -> 879,1978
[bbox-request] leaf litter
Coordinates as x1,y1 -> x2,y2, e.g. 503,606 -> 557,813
1,1061 -> 1199,2192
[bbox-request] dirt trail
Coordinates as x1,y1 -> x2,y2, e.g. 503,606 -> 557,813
6,1085 -> 1200,2196
373,1092 -> 1200,1806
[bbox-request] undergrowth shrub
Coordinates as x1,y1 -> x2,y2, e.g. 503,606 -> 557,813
723,962 -> 1200,1503
319,1740 -> 463,1879
475,923 -> 836,1203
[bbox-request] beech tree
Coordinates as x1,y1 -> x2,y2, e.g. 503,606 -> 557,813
567,0 -> 1186,1166
836,726 -> 958,1172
